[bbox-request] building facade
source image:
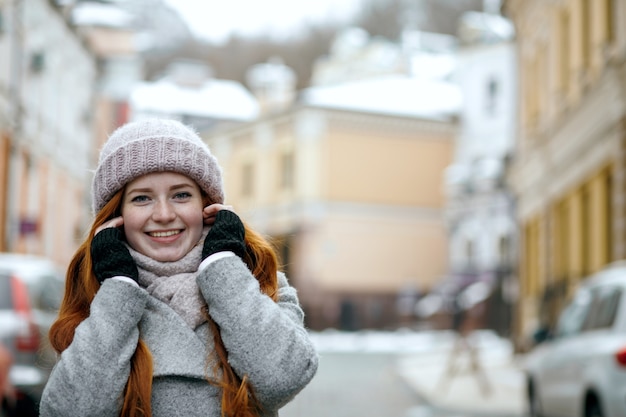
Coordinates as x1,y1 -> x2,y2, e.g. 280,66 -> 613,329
203,100 -> 456,330
443,9 -> 518,337
0,0 -> 97,265
504,0 -> 626,349
0,0 -> 191,267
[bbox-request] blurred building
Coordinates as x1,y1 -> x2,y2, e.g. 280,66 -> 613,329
0,0 -> 97,265
503,0 -> 625,349
202,54 -> 460,330
442,9 -> 517,336
246,56 -> 297,116
0,0 -> 190,267
311,26 -> 459,88
129,59 -> 259,132
73,0 -> 192,150
72,0 -> 145,151
310,27 -> 408,87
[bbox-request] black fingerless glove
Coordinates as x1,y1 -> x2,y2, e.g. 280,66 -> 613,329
91,228 -> 139,284
202,210 -> 246,260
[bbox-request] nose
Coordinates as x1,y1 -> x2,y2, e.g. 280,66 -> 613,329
152,200 -> 176,223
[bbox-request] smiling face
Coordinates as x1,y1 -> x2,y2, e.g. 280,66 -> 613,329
121,172 -> 205,262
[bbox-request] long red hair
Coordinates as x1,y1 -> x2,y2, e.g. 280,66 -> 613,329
49,189 -> 279,417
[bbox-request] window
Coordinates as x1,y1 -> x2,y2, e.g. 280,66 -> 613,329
582,186 -> 590,275
279,151 -> 294,190
273,234 -> 293,278
498,235 -> 511,266
525,51 -> 543,127
524,218 -> 541,296
486,77 -> 499,116
465,240 -> 475,267
603,0 -> 614,43
586,169 -> 613,272
242,162 -> 254,197
553,199 -> 570,279
583,286 -> 621,331
555,289 -> 592,338
558,9 -> 570,93
580,0 -> 591,69
30,52 -> 45,73
604,169 -> 613,263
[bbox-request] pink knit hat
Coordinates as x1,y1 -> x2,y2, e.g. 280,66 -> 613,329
92,118 -> 224,213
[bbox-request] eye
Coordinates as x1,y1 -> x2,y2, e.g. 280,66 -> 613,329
131,195 -> 150,203
173,191 -> 192,200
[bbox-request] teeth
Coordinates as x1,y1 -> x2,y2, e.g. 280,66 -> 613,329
149,230 -> 180,238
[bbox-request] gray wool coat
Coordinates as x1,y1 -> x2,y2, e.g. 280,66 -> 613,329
40,256 -> 318,417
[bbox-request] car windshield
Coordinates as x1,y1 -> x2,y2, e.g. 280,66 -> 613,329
582,285 -> 622,331
555,289 -> 592,338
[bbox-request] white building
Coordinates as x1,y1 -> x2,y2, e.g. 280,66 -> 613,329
246,56 -> 297,116
441,8 -> 518,335
0,0 -> 97,264
310,27 -> 408,87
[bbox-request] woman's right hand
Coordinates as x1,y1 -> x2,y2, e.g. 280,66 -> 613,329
202,206 -> 246,260
90,216 -> 139,284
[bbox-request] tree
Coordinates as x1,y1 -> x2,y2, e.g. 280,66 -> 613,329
143,0 -> 484,88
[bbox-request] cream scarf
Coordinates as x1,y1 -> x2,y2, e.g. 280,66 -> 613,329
126,227 -> 209,329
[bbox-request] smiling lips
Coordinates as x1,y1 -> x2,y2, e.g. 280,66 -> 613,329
148,230 -> 182,238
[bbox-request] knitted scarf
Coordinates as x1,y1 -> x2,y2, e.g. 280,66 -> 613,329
126,227 -> 209,329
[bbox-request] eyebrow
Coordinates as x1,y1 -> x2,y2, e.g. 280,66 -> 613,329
126,182 -> 196,195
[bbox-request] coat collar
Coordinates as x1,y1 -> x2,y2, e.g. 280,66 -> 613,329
140,296 -> 215,380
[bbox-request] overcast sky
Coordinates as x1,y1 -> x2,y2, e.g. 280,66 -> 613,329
163,0 -> 364,43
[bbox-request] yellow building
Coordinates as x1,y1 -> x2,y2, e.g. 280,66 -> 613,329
203,81 -> 457,329
504,0 -> 626,348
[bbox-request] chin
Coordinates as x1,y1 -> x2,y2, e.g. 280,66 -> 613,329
155,253 -> 185,262
144,249 -> 186,262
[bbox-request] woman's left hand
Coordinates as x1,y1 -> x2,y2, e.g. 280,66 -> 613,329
202,205 -> 246,260
203,204 -> 234,226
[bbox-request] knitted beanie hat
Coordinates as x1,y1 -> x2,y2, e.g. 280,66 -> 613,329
92,118 -> 224,213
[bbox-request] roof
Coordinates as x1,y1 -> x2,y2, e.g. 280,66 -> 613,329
300,75 -> 461,121
130,78 -> 260,121
71,2 -> 135,28
459,11 -> 515,43
584,262 -> 626,288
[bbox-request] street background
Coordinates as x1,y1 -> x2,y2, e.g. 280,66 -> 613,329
282,329 -> 526,417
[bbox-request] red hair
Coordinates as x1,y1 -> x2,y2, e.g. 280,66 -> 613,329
49,189 -> 279,417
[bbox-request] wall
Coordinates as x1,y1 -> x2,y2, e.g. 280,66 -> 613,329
0,0 -> 96,267
504,0 -> 626,348
204,106 -> 455,329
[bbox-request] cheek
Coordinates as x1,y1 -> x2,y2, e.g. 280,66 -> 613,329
188,209 -> 205,229
184,206 -> 205,234
121,209 -> 143,235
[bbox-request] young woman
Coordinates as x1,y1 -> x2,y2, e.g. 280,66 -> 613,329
40,118 -> 318,417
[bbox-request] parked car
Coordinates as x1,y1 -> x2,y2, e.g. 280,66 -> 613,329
0,253 -> 64,406
524,261 -> 626,417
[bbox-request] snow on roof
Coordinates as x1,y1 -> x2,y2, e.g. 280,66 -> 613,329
130,78 -> 260,121
246,57 -> 297,88
71,2 -> 134,28
300,75 -> 461,121
460,11 -> 515,41
410,52 -> 456,81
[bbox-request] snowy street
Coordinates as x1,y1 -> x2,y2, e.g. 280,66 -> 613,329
282,329 -> 526,417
